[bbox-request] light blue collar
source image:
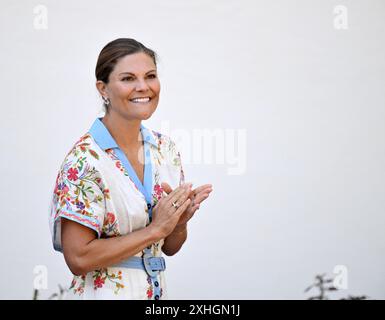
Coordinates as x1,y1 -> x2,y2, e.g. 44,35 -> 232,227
89,117 -> 157,150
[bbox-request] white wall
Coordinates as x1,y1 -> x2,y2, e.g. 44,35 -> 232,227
0,0 -> 384,299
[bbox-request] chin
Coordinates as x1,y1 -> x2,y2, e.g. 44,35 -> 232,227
138,110 -> 155,120
140,114 -> 153,120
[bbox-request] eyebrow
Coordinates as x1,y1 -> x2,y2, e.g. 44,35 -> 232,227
119,70 -> 157,76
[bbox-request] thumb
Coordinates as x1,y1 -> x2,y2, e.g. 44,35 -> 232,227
161,182 -> 173,194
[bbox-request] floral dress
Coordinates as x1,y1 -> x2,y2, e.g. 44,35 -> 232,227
49,117 -> 185,300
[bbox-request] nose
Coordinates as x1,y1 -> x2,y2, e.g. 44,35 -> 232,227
135,78 -> 150,91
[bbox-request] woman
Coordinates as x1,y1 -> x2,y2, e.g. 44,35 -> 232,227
49,38 -> 213,300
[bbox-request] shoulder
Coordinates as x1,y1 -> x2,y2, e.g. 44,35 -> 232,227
149,129 -> 182,166
148,128 -> 168,145
64,133 -> 102,162
56,133 -> 104,187
150,129 -> 180,152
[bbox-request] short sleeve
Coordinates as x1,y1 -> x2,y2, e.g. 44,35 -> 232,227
49,151 -> 105,252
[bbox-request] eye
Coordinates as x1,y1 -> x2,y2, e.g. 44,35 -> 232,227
122,76 -> 134,81
147,74 -> 157,79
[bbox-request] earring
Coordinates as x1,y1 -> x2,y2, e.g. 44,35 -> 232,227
102,96 -> 110,106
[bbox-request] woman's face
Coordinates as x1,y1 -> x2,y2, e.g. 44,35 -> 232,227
98,52 -> 160,121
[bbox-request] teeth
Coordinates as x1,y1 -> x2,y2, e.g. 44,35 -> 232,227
131,97 -> 151,103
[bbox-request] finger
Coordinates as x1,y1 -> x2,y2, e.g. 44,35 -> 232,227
186,201 -> 200,215
166,183 -> 191,207
192,192 -> 211,205
193,188 -> 212,200
174,186 -> 193,208
188,190 -> 210,212
174,198 -> 191,217
191,188 -> 212,201
164,189 -> 185,209
198,188 -> 213,196
189,190 -> 212,208
158,186 -> 183,209
161,182 -> 173,194
191,184 -> 212,196
166,183 -> 189,198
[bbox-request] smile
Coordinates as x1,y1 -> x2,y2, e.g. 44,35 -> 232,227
129,97 -> 152,103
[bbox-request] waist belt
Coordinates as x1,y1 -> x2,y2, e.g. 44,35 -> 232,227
113,250 -> 166,277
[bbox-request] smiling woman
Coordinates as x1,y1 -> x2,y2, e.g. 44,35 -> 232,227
48,38 -> 213,300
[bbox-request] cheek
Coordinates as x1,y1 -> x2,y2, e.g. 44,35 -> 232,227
152,81 -> 161,95
114,83 -> 134,97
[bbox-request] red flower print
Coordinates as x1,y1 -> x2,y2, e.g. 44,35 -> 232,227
94,276 -> 105,288
147,288 -> 153,298
116,162 -> 121,169
106,212 -> 115,224
67,167 -> 79,181
154,184 -> 163,197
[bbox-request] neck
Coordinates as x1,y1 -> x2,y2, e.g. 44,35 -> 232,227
101,112 -> 143,150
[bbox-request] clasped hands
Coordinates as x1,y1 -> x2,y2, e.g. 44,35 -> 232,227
151,182 -> 213,238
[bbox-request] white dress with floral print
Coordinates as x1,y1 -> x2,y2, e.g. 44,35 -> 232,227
49,121 -> 185,300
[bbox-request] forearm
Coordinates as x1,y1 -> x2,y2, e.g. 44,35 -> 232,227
74,225 -> 161,275
162,224 -> 188,256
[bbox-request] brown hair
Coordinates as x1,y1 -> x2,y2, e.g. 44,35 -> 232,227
95,38 -> 158,112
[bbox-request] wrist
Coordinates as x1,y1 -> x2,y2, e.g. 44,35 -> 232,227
147,224 -> 163,242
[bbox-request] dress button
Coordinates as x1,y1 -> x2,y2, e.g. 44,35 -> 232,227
155,295 -> 160,300
154,281 -> 159,287
147,203 -> 152,210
